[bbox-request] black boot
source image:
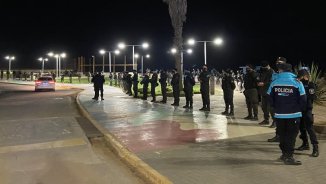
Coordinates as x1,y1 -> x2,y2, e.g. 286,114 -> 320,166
244,115 -> 253,120
183,102 -> 189,108
222,107 -> 229,115
296,142 -> 310,151
228,111 -> 234,116
189,102 -> 193,109
312,144 -> 319,157
283,156 -> 302,165
267,135 -> 280,142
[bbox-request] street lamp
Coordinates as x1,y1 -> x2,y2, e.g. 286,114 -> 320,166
38,57 -> 48,73
99,49 -> 120,73
117,42 -> 149,70
5,56 -> 15,72
170,48 -> 192,78
187,37 -> 223,65
47,52 -> 66,77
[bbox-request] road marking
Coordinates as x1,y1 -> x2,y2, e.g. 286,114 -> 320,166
0,138 -> 87,154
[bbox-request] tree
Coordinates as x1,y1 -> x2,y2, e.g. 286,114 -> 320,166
163,0 -> 187,89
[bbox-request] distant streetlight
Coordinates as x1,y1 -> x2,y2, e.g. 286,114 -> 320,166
117,42 -> 149,70
47,52 -> 66,77
187,37 -> 223,65
99,49 -> 120,73
38,57 -> 48,73
141,54 -> 150,75
5,56 -> 15,72
170,48 -> 192,77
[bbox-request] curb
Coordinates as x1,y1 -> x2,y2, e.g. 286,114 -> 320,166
314,124 -> 326,134
76,94 -> 173,184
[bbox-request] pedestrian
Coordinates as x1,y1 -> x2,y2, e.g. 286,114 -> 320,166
257,60 -> 275,126
183,70 -> 195,109
198,65 -> 211,111
150,71 -> 158,102
295,69 -> 319,157
132,70 -> 139,98
243,64 -> 259,120
126,71 -> 132,96
267,63 -> 306,165
221,69 -> 236,116
140,73 -> 150,100
159,69 -> 168,103
91,71 -> 105,100
171,68 -> 180,106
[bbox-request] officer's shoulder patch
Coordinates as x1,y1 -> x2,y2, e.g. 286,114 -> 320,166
309,88 -> 315,94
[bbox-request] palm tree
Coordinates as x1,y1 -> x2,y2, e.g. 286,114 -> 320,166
163,0 -> 187,89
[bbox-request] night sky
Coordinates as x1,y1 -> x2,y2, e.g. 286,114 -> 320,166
1,0 -> 326,71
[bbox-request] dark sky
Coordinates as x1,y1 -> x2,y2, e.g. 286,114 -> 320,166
1,0 -> 326,71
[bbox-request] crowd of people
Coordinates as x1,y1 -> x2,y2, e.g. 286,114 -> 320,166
90,56 -> 319,165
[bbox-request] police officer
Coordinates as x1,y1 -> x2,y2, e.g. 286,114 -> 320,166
159,69 -> 168,103
140,73 -> 150,100
183,70 -> 195,109
258,61 -> 275,125
221,69 -> 236,116
198,65 -> 210,111
132,70 -> 139,98
267,63 -> 306,165
126,71 -> 132,96
171,68 -> 180,106
150,71 -> 158,102
295,69 -> 319,157
91,71 -> 105,101
243,64 -> 259,120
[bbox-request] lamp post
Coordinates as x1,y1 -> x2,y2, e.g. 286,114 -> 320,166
38,57 -> 48,73
118,42 -> 149,70
99,49 -> 120,73
170,48 -> 192,78
187,37 -> 223,65
5,56 -> 15,73
138,54 -> 150,76
48,52 -> 66,77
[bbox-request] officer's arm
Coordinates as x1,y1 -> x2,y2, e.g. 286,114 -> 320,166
309,82 -> 317,101
298,82 -> 307,111
267,82 -> 274,108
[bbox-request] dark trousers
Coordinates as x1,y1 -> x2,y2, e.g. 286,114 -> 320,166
261,95 -> 274,121
142,86 -> 148,100
161,83 -> 167,102
276,118 -> 300,156
127,83 -> 132,95
201,89 -> 210,108
133,82 -> 138,97
151,85 -> 156,101
244,88 -> 259,117
184,89 -> 193,106
299,110 -> 318,145
172,85 -> 180,104
94,87 -> 103,99
223,90 -> 234,112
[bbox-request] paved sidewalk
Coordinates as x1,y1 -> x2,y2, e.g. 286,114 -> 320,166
78,84 -> 326,184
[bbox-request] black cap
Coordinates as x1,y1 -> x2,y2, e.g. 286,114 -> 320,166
276,56 -> 287,63
261,60 -> 269,67
297,69 -> 309,77
277,63 -> 292,72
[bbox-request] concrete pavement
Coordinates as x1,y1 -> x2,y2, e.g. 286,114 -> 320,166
77,84 -> 326,184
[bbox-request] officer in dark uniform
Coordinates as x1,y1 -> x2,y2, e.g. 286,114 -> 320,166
132,70 -> 139,98
171,68 -> 180,106
258,61 -> 275,125
91,71 -> 105,100
198,65 -> 210,111
267,63 -> 306,165
243,64 -> 259,120
183,70 -> 195,109
221,69 -> 236,116
126,72 -> 132,96
159,70 -> 168,103
140,73 -> 150,100
150,71 -> 158,102
296,69 -> 319,157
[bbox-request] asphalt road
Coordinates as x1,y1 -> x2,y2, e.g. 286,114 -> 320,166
0,83 -> 143,184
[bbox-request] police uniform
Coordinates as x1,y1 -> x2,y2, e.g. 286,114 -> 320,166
221,71 -> 235,115
171,70 -> 180,106
159,70 -> 168,103
243,67 -> 259,120
150,72 -> 158,102
183,71 -> 195,108
296,70 -> 319,157
198,69 -> 210,111
132,71 -> 138,98
140,74 -> 150,100
267,69 -> 307,165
